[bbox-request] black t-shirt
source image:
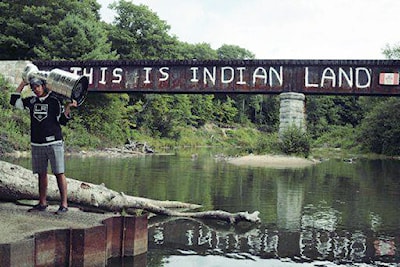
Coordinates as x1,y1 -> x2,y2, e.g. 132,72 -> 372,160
10,92 -> 69,145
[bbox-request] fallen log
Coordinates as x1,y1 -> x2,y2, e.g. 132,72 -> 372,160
0,160 -> 261,224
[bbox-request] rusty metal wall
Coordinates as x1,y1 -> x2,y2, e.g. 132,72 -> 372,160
33,59 -> 400,96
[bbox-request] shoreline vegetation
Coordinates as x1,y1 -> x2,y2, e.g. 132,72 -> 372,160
0,126 -> 399,169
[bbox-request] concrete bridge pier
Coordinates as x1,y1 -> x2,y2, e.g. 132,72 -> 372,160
279,92 -> 306,137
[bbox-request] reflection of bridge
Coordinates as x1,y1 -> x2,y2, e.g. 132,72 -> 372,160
148,219 -> 399,264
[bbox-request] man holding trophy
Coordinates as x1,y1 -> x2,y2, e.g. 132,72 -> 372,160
10,64 -> 88,214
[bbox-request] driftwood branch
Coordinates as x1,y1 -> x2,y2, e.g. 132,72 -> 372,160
0,160 -> 261,224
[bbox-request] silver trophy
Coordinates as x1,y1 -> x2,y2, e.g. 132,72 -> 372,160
22,63 -> 89,106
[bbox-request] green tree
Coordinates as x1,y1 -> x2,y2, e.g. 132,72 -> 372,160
109,0 -> 180,59
179,42 -> 218,60
259,95 -> 279,131
306,96 -> 353,138
74,93 -> 130,146
358,98 -> 400,155
0,0 -> 101,60
217,44 -> 255,60
382,43 -> 400,59
189,95 -> 216,127
136,94 -> 192,139
354,43 -> 400,155
34,14 -> 117,60
213,96 -> 238,125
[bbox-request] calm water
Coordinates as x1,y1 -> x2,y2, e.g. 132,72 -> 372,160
3,150 -> 400,266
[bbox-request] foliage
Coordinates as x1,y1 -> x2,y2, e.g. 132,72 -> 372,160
253,132 -> 280,154
179,42 -> 218,60
213,97 -> 238,125
135,94 -> 191,139
358,98 -> 400,155
217,44 -> 255,60
279,125 -> 310,157
2,0 -> 399,158
382,43 -> 400,59
313,125 -> 358,150
189,95 -> 216,127
0,76 -> 30,152
0,0 -> 101,60
75,93 -> 131,146
34,14 -> 117,60
109,0 -> 180,59
306,95 -> 363,139
223,127 -> 279,154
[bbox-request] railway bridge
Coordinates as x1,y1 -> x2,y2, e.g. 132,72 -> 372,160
3,59 -> 400,134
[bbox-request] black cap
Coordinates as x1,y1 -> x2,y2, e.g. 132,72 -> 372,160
29,78 -> 44,87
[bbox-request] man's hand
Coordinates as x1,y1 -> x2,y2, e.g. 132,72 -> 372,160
16,80 -> 28,93
64,100 -> 78,117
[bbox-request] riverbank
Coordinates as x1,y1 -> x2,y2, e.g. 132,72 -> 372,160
5,148 -> 322,169
4,149 -> 320,168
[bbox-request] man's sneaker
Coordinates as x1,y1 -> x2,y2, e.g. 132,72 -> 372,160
55,206 -> 68,214
27,204 -> 48,212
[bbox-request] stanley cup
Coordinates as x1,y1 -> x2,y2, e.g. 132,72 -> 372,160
22,63 -> 89,106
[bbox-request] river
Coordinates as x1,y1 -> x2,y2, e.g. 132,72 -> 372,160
4,150 -> 400,266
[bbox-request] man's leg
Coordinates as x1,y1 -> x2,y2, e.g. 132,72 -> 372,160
55,173 -> 68,208
49,142 -> 68,210
38,172 -> 48,206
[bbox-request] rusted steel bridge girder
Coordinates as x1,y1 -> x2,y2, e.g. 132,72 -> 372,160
33,59 -> 400,96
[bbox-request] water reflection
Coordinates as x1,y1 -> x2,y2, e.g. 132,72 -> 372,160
276,173 -> 305,230
2,153 -> 400,266
148,218 -> 399,265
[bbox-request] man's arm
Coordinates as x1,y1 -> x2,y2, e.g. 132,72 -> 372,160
59,100 -> 78,126
10,80 -> 28,109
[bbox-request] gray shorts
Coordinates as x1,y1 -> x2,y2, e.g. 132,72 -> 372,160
31,142 -> 65,174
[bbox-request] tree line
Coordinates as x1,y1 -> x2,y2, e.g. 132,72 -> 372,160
1,0 -> 399,156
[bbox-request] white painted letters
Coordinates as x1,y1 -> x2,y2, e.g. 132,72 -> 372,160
204,67 -> 216,85
355,67 -> 371,88
143,67 -> 152,84
305,67 -> 318,87
68,64 -> 372,91
99,67 -> 107,85
237,67 -> 246,85
338,68 -> 353,87
190,67 -> 199,83
305,67 -> 371,89
320,67 -> 336,87
159,67 -> 169,82
253,66 -> 283,87
112,68 -> 123,84
221,67 -> 234,84
253,67 -> 268,85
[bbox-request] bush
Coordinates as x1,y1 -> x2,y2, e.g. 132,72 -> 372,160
279,125 -> 310,157
253,132 -> 280,154
358,98 -> 400,156
313,125 -> 358,150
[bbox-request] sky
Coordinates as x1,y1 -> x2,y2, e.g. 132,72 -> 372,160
97,0 -> 400,60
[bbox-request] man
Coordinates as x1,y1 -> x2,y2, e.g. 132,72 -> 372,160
10,78 -> 77,214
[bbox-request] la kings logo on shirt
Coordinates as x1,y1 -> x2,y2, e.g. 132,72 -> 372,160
33,103 -> 48,122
